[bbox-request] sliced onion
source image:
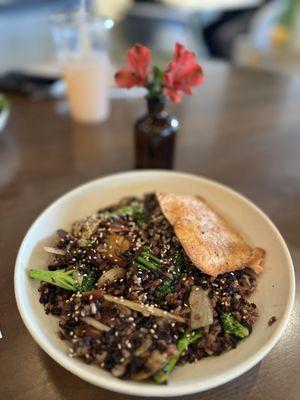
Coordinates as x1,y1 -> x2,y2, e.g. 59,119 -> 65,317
73,270 -> 83,285
81,316 -> 110,332
103,294 -> 185,323
189,286 -> 214,329
111,363 -> 127,378
97,267 -> 126,288
134,337 -> 153,356
44,246 -> 66,256
106,233 -> 130,258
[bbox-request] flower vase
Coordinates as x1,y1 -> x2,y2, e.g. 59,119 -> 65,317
134,96 -> 178,169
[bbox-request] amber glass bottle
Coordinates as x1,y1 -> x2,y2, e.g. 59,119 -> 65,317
134,96 -> 178,169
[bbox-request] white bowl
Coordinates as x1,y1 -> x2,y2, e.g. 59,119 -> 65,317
14,170 -> 295,397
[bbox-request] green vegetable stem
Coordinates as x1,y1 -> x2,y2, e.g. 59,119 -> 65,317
29,268 -> 96,292
133,250 -> 162,272
153,329 -> 203,384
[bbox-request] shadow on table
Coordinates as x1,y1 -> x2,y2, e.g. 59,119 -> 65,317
38,348 -> 261,400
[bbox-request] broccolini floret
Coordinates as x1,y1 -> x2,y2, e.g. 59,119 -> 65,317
154,280 -> 174,300
80,269 -> 96,292
220,312 -> 249,338
154,249 -> 184,300
172,248 -> 184,280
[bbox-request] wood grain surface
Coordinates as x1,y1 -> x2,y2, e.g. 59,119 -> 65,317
0,62 -> 299,400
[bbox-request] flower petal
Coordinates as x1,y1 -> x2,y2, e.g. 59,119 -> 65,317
126,44 -> 151,84
114,70 -> 142,88
162,42 -> 204,102
163,87 -> 182,103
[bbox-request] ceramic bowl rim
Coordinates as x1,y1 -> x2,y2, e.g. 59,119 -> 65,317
14,170 -> 295,397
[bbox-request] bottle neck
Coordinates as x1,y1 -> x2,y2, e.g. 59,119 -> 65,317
146,96 -> 166,116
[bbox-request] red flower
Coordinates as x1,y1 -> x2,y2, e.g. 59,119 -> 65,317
114,44 -> 151,88
163,43 -> 204,103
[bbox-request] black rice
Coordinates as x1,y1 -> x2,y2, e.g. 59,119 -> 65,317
38,193 -> 258,380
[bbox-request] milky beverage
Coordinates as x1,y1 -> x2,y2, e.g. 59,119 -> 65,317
63,54 -> 110,123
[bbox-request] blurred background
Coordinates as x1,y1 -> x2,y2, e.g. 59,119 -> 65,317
0,0 -> 299,78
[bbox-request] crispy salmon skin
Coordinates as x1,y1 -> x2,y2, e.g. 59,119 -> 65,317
156,192 -> 265,277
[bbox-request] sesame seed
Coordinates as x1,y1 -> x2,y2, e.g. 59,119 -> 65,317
90,303 -> 97,314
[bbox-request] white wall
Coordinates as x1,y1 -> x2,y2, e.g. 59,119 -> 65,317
0,9 -> 56,73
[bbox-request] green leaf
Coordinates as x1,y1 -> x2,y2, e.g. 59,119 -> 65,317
108,205 -> 147,223
153,66 -> 163,83
279,0 -> 300,27
0,94 -> 10,110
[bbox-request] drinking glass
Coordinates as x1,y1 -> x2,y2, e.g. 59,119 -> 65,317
50,12 -> 113,123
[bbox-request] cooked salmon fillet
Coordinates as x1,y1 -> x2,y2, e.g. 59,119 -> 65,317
156,192 -> 265,277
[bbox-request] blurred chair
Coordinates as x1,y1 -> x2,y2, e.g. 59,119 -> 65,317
203,9 -> 257,58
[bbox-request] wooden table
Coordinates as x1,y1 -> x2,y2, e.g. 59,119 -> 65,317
0,62 -> 299,400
